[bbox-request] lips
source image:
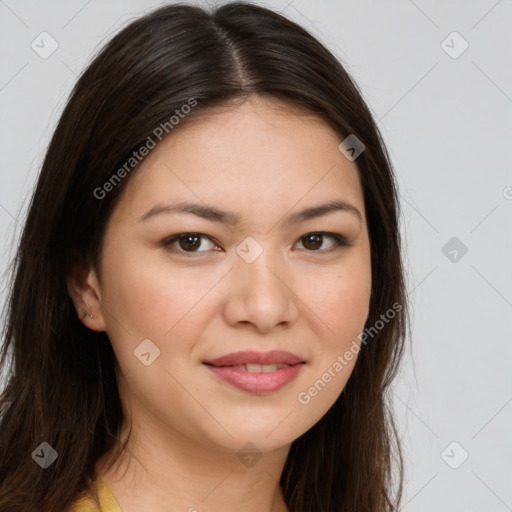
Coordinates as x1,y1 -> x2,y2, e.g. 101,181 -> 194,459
230,363 -> 291,372
203,350 -> 305,367
202,350 -> 305,394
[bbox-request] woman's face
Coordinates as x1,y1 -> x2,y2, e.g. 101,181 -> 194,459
86,96 -> 371,455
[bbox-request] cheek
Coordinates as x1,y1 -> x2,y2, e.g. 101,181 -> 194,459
99,255 -> 210,395
291,260 -> 371,423
101,249 -> 218,339
299,259 -> 371,343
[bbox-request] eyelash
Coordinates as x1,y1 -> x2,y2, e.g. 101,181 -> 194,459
162,232 -> 349,255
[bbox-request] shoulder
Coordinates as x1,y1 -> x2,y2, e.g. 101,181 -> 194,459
69,478 -> 122,512
70,492 -> 101,512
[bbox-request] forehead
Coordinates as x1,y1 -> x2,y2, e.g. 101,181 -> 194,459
117,96 -> 366,224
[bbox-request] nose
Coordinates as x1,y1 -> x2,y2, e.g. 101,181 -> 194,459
222,248 -> 300,333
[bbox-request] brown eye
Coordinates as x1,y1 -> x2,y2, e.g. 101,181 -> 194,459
302,233 -> 323,250
295,232 -> 347,252
178,234 -> 201,251
163,233 -> 219,254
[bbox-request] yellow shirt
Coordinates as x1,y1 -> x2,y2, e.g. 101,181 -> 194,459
71,477 -> 122,512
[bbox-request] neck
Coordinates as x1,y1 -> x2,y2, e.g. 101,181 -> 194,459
95,417 -> 290,512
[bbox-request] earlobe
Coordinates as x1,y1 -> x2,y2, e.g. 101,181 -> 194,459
66,255 -> 106,332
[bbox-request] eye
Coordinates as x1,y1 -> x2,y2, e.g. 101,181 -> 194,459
163,233 -> 221,254
294,232 -> 347,252
162,231 -> 348,255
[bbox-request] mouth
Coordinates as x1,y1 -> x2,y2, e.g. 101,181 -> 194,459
213,363 -> 294,372
202,350 -> 306,394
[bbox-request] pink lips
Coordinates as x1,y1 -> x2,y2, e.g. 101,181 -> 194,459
203,350 -> 305,394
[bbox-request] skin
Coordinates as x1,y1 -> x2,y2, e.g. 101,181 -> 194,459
67,95 -> 372,512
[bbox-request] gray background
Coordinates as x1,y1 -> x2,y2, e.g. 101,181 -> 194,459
1,0 -> 511,510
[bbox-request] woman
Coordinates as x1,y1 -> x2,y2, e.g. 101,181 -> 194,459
0,2 -> 408,511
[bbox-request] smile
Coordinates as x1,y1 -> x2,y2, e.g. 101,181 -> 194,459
202,353 -> 306,394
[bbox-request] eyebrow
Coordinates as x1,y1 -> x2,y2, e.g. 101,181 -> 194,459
139,199 -> 362,225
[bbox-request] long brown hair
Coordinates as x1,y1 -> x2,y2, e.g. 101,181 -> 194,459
0,3 -> 408,511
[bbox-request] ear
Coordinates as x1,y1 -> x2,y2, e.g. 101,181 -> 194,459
66,253 -> 107,332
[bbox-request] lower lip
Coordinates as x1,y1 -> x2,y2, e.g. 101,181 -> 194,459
203,363 -> 304,394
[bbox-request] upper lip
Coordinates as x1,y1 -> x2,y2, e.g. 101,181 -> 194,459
203,350 -> 305,367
